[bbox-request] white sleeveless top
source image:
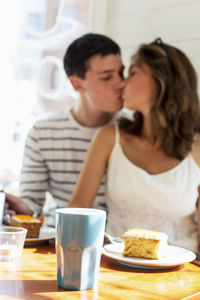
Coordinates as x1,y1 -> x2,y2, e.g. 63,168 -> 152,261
106,125 -> 200,251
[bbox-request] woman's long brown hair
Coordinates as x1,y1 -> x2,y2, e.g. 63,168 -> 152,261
119,41 -> 200,159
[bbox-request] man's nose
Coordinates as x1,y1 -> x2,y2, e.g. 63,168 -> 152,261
116,76 -> 125,88
117,78 -> 126,90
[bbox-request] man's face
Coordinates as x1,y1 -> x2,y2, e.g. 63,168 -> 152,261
80,54 -> 124,113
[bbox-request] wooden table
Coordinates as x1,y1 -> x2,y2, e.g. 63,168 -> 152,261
1,243 -> 200,300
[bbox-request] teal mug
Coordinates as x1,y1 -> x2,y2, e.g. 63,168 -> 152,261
55,208 -> 106,290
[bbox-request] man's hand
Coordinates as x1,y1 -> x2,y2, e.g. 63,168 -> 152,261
3,192 -> 33,224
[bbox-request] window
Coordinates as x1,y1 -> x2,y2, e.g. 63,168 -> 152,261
0,0 -> 90,190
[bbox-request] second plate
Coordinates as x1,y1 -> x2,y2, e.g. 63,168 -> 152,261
103,243 -> 196,270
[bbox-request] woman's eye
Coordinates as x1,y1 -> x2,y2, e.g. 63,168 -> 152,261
128,71 -> 136,77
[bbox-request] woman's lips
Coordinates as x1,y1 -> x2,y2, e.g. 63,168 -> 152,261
120,93 -> 125,103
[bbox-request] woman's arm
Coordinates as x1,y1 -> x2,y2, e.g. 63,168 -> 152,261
67,125 -> 115,208
191,134 -> 200,167
197,186 -> 200,249
192,135 -> 200,249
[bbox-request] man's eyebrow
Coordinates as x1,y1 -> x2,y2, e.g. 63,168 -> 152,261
97,66 -> 125,75
97,69 -> 116,75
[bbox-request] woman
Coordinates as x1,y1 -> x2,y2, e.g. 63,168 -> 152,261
68,38 -> 200,252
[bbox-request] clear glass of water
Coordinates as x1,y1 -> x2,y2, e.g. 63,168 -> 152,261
0,226 -> 27,261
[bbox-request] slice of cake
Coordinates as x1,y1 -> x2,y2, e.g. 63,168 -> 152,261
123,228 -> 168,260
10,215 -> 41,238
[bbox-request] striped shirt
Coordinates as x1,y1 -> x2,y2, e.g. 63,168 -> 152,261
20,108 -> 109,226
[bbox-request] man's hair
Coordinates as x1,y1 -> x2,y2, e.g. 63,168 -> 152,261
63,33 -> 121,79
119,39 -> 200,160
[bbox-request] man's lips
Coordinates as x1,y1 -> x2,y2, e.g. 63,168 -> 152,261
119,94 -> 125,103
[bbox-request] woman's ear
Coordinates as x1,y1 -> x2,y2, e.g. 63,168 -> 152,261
69,75 -> 84,93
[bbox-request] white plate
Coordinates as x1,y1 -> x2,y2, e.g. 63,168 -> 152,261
102,243 -> 196,270
25,227 -> 55,245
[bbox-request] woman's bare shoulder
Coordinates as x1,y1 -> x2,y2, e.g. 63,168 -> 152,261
94,124 -> 116,141
90,124 -> 116,156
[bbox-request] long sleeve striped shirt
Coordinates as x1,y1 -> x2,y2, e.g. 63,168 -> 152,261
20,108 -> 109,226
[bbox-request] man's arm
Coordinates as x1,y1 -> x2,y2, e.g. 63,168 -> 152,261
67,125 -> 115,208
19,124 -> 49,217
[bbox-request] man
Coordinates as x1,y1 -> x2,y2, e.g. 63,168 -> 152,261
5,33 -> 124,226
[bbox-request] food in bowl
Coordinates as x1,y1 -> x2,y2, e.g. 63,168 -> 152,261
10,215 -> 41,238
123,228 -> 168,259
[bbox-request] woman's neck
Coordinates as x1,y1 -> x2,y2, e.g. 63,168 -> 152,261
141,113 -> 162,148
140,113 -> 152,139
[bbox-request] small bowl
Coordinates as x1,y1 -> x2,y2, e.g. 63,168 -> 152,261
0,226 -> 27,261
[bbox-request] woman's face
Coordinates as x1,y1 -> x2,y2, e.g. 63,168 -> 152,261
122,60 -> 157,114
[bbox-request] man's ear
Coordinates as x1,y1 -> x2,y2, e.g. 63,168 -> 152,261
69,75 -> 84,93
